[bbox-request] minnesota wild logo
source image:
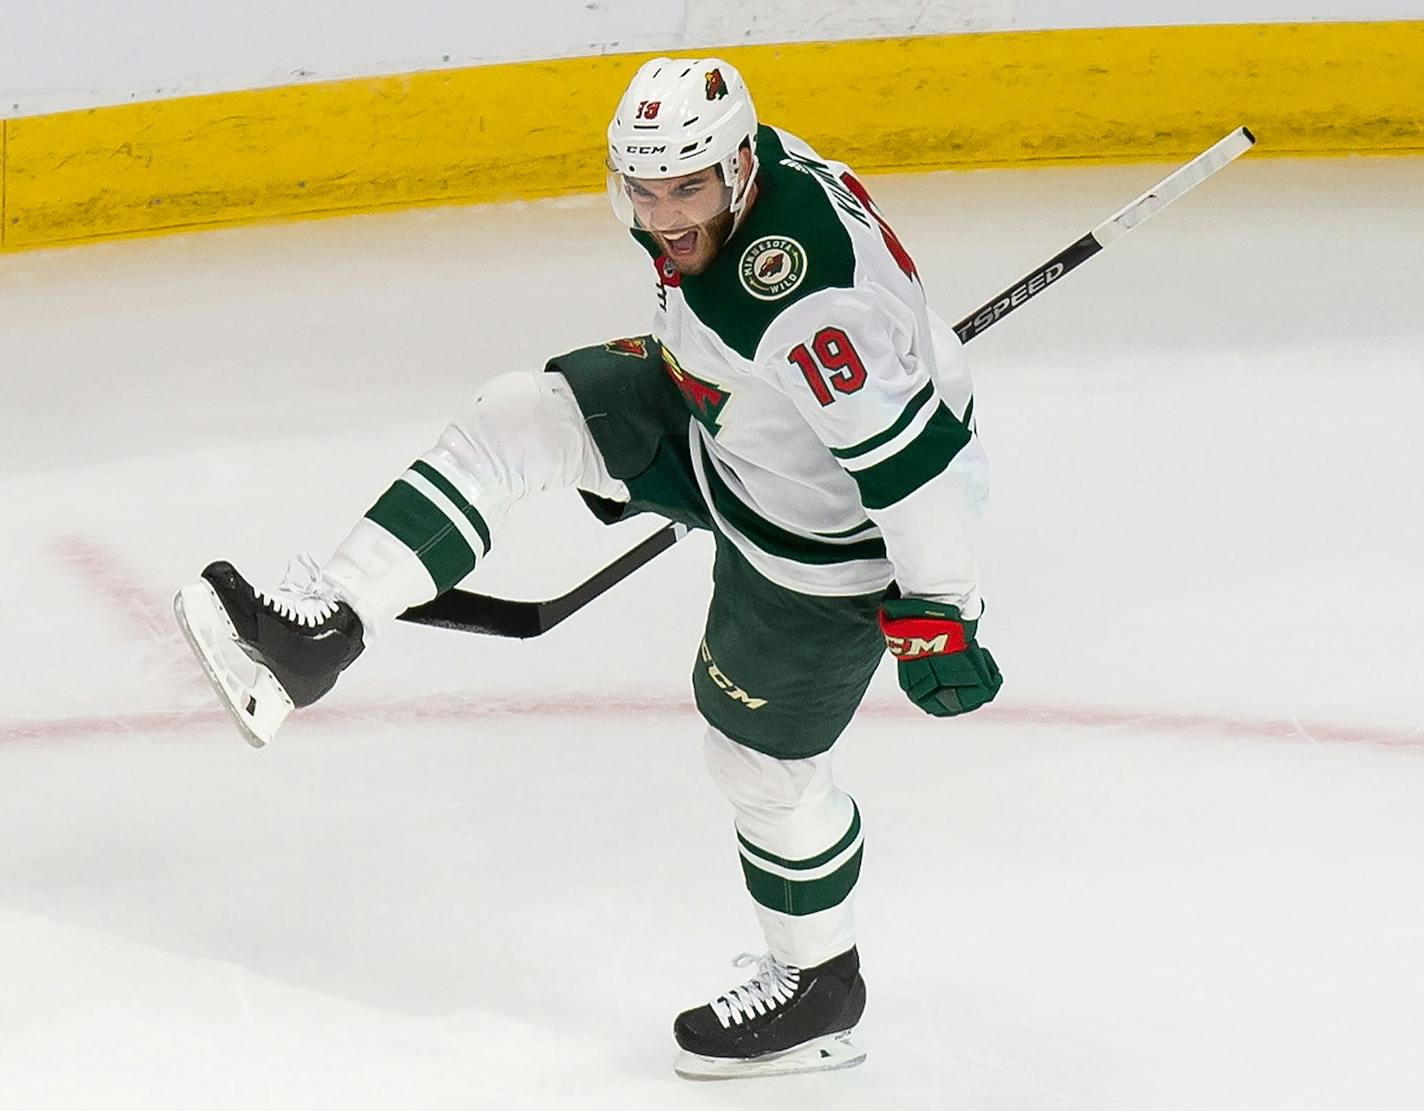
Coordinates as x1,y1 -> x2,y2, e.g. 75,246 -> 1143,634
739,236 -> 807,301
604,337 -> 650,358
705,68 -> 728,101
661,343 -> 729,436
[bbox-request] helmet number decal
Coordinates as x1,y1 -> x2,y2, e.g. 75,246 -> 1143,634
635,100 -> 662,120
788,327 -> 867,407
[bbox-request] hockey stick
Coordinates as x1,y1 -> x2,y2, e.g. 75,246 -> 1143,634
953,126 -> 1256,342
399,521 -> 689,637
398,127 -> 1256,638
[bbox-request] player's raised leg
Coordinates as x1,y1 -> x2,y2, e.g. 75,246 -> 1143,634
175,370 -> 629,746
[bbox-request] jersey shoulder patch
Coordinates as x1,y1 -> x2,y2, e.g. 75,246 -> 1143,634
678,126 -> 858,359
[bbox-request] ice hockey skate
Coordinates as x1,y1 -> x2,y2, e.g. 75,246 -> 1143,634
174,555 -> 365,748
672,948 -> 867,1080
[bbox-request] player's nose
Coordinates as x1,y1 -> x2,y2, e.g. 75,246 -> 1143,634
646,203 -> 689,233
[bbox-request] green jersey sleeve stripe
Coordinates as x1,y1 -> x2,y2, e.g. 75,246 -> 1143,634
829,381 -> 936,460
366,479 -> 477,591
814,519 -> 880,540
844,402 -> 972,511
410,459 -> 492,555
740,846 -> 864,916
699,440 -> 888,565
737,802 -> 861,871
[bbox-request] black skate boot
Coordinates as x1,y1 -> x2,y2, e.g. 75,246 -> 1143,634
672,947 -> 867,1080
174,554 -> 365,748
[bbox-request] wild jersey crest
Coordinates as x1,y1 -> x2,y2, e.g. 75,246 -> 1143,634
739,236 -> 807,301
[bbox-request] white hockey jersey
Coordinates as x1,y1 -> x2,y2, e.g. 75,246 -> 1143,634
634,126 -> 988,611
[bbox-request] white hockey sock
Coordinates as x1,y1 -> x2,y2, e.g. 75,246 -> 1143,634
323,519 -> 437,637
703,727 -> 861,969
325,370 -> 628,637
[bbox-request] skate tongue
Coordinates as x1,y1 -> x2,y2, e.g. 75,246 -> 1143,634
262,552 -> 342,626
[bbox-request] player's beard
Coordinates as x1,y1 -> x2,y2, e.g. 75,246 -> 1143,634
656,207 -> 736,276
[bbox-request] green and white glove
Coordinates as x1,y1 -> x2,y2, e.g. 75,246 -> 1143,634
878,598 -> 1003,717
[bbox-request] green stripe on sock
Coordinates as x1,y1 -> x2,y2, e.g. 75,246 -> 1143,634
737,802 -> 862,871
844,402 -> 972,510
830,381 -> 936,460
699,442 -> 887,565
365,479 -> 477,591
740,846 -> 864,916
410,459 -> 492,554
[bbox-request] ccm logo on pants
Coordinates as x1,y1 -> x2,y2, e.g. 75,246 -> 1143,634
700,640 -> 768,709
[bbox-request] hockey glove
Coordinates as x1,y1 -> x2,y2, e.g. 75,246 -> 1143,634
879,598 -> 1002,717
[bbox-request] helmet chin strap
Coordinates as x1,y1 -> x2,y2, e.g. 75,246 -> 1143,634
721,152 -> 760,244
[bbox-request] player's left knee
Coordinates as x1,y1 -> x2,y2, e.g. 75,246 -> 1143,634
702,726 -> 842,831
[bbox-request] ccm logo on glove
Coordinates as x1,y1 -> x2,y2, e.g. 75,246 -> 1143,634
879,599 -> 1003,717
881,618 -> 968,660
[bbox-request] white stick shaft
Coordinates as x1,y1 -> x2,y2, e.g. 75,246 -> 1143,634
1094,127 -> 1256,246
954,126 -> 1257,342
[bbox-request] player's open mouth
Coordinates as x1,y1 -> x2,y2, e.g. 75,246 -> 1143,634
665,229 -> 698,258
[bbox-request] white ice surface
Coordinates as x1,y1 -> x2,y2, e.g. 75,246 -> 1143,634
2,154 -> 1423,1109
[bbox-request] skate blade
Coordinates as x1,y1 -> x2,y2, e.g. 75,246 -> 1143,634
174,581 -> 294,749
674,1029 -> 865,1081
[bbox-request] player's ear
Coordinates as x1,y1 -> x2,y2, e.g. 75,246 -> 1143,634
736,142 -> 754,187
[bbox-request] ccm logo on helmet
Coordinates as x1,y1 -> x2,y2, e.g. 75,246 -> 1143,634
625,144 -> 667,155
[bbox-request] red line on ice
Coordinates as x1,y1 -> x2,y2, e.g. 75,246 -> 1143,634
2,695 -> 1420,751
49,533 -> 210,696
49,534 -> 178,643
26,532 -> 1419,752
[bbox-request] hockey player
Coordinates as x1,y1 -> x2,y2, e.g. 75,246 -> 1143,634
175,57 -> 1001,1080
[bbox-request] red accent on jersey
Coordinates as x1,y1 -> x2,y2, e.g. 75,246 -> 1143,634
840,172 -> 919,283
814,327 -> 867,395
662,346 -> 726,417
790,327 -> 867,406
673,373 -> 726,417
789,343 -> 832,406
655,254 -> 682,287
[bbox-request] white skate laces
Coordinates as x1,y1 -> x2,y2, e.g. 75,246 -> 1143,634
259,552 -> 343,627
710,953 -> 801,1028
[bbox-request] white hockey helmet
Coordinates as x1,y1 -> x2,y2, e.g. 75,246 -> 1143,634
606,57 -> 759,229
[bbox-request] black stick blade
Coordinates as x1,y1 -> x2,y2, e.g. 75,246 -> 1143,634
396,523 -> 684,638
